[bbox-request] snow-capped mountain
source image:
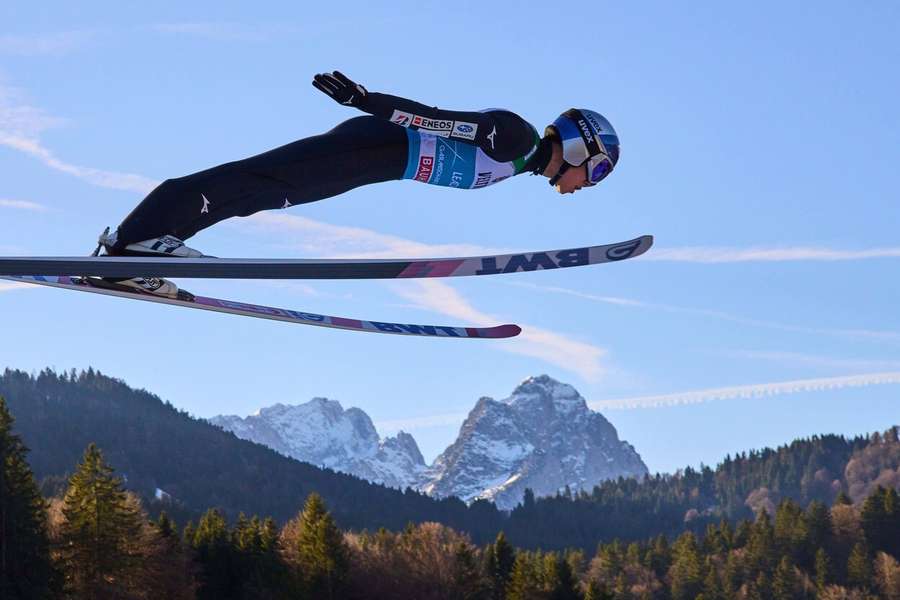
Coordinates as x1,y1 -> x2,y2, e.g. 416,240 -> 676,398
210,376 -> 647,510
209,398 -> 426,490
422,375 -> 648,510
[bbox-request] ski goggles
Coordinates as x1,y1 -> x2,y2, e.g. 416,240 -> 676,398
584,154 -> 614,185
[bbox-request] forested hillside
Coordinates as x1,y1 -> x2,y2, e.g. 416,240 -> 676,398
2,367 -> 898,553
3,394 -> 899,599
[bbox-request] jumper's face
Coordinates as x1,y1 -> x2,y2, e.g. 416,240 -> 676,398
555,163 -> 590,194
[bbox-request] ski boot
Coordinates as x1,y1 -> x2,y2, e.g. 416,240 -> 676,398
91,227 -> 200,299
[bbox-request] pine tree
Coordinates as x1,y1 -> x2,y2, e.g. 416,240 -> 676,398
156,511 -> 175,539
846,541 -> 872,591
702,559 -> 723,600
747,510 -> 775,576
453,540 -> 490,600
772,556 -> 798,600
543,553 -> 579,600
0,396 -> 56,599
190,508 -> 235,599
814,547 -> 830,592
486,531 -> 515,600
884,487 -> 900,559
861,486 -> 888,554
752,571 -> 771,600
59,442 -> 143,598
507,552 -> 539,600
669,532 -> 703,600
804,501 -> 832,560
722,552 -> 744,599
295,492 -> 349,600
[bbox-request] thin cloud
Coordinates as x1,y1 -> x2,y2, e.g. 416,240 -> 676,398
506,281 -> 900,343
0,280 -> 32,293
0,83 -> 158,194
379,371 -> 900,433
236,213 -> 609,380
377,411 -> 469,433
728,350 -> 900,373
234,212 -> 505,258
590,372 -> 900,410
648,246 -> 900,263
0,198 -> 48,212
0,30 -> 96,56
392,280 -> 607,381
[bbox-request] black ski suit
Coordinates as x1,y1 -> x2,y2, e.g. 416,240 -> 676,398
111,91 -> 549,251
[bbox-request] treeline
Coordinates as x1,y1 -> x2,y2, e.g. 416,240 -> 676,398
3,367 -> 900,553
5,396 -> 900,599
0,368 -> 503,539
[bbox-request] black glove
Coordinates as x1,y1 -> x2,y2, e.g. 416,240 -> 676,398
312,71 -> 368,108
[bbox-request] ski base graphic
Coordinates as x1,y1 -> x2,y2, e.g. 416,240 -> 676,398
4,275 -> 520,339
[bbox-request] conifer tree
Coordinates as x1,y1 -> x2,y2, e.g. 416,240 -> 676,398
814,547 -> 830,592
507,552 -> 539,600
752,571 -> 771,600
295,492 -> 349,600
702,559 -> 723,600
884,487 -> 900,559
645,534 -> 671,578
861,487 -> 888,553
846,541 -> 872,591
0,396 -> 55,599
722,552 -> 744,598
453,540 -> 490,600
543,553 -> 579,600
156,511 -> 175,539
669,532 -> 703,600
59,443 -> 143,598
804,501 -> 832,558
190,508 -> 235,599
485,531 -> 515,600
772,556 -> 799,600
747,510 -> 775,576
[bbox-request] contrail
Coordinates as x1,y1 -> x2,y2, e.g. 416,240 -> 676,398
646,247 -> 900,263
591,372 -> 900,410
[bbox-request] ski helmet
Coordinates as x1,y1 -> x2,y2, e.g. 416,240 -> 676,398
546,108 -> 619,186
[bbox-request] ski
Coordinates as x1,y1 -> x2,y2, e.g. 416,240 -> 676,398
3,275 -> 521,339
0,235 -> 652,280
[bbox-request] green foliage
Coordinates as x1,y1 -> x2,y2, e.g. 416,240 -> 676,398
485,530 -> 516,599
0,396 -> 56,599
0,368 -> 504,542
847,541 -> 872,590
814,548 -> 830,591
772,556 -> 799,600
669,532 -> 703,600
59,443 -> 144,597
295,492 -> 349,600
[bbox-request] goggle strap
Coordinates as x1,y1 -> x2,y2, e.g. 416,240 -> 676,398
549,162 -> 570,186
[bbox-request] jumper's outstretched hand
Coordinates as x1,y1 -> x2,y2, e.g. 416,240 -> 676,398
312,71 -> 368,108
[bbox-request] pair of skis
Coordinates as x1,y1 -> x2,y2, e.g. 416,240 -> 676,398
0,235 -> 652,339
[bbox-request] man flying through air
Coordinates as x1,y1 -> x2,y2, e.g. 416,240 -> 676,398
96,71 -> 621,297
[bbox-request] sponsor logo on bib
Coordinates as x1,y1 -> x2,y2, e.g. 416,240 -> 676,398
414,156 -> 434,182
390,110 -> 413,126
412,115 -> 453,136
451,121 -> 478,140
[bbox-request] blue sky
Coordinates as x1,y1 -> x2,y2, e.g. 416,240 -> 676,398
1,1 -> 898,473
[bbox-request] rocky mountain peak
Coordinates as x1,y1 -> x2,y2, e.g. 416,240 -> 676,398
210,397 -> 424,490
212,376 -> 646,511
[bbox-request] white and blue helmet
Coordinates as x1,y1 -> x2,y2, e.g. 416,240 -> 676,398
546,108 -> 620,185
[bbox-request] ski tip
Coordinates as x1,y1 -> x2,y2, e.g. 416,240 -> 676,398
484,324 -> 522,338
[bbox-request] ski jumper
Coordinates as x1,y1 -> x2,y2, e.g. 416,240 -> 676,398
111,92 -> 546,251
